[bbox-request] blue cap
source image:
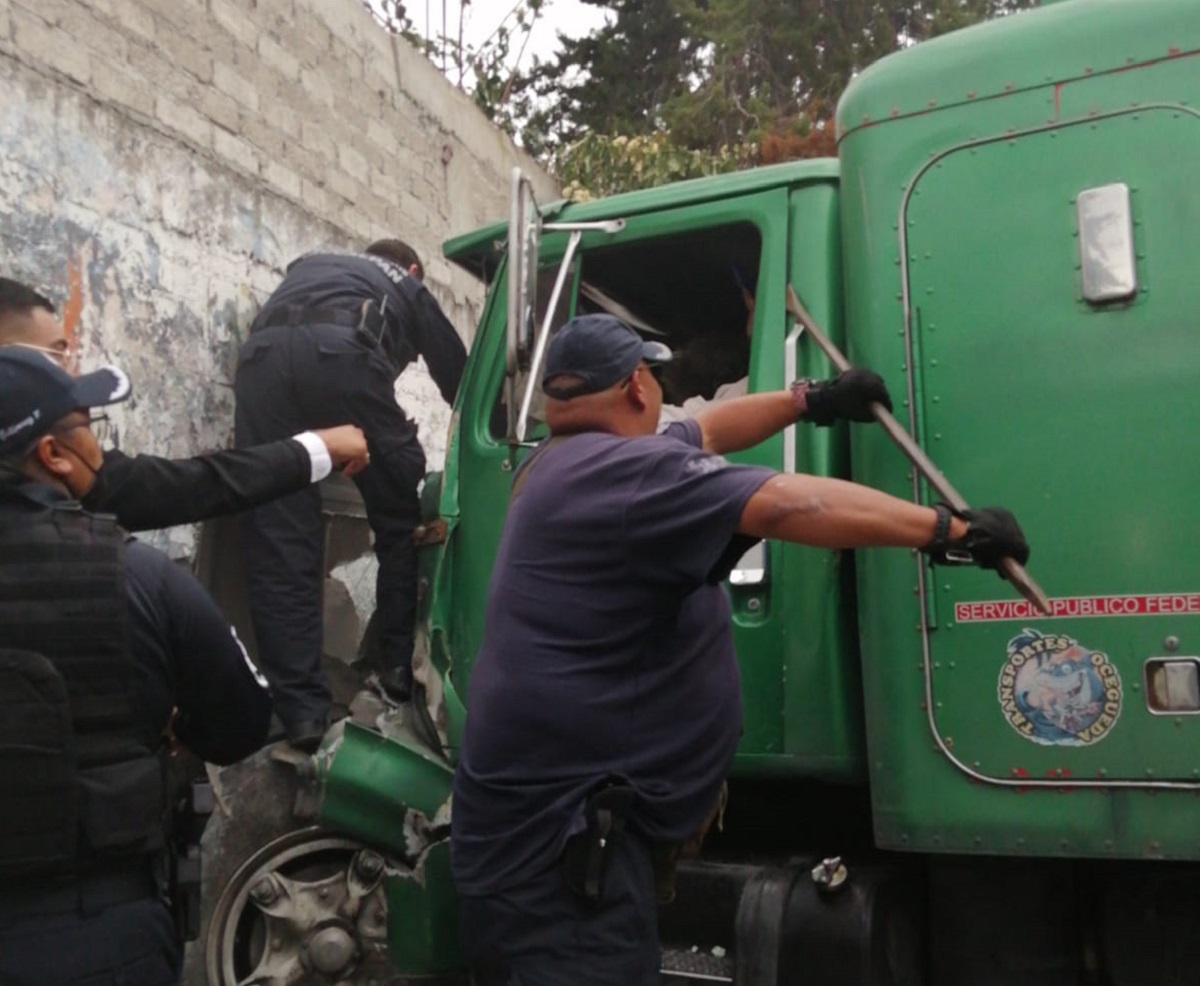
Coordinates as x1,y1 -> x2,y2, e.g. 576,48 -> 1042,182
542,314 -> 672,400
0,348 -> 131,456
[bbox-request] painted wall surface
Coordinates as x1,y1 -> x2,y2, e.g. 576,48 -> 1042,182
0,0 -> 556,568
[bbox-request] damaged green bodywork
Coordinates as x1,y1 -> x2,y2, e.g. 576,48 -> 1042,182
317,722 -> 459,973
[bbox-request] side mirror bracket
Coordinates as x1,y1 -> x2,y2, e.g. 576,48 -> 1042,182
504,168 -> 624,445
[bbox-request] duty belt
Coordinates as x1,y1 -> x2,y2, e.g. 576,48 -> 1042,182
253,304 -> 362,331
251,301 -> 396,369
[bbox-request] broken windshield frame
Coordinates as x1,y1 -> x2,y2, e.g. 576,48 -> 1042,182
505,168 -> 624,445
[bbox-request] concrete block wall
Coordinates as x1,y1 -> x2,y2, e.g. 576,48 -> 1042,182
0,0 -> 557,559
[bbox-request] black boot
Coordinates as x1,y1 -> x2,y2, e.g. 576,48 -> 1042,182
284,718 -> 328,753
378,666 -> 413,703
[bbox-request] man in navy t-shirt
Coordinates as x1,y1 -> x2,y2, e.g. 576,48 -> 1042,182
451,314 -> 1029,985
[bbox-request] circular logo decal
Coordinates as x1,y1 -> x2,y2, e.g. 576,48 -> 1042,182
997,629 -> 1122,746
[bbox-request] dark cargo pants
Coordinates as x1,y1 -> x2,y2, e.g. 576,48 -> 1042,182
234,321 -> 425,730
459,830 -> 661,986
0,895 -> 180,986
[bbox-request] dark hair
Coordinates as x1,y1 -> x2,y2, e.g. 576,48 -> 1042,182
0,277 -> 55,321
366,239 -> 424,280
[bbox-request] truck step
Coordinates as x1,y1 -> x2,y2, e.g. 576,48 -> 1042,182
660,944 -> 734,983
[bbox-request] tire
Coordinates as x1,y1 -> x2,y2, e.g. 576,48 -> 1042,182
182,744 -> 400,986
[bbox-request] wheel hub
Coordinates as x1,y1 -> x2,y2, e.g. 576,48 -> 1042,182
306,923 -> 358,974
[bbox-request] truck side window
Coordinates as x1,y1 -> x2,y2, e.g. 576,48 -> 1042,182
579,223 -> 761,414
489,222 -> 762,439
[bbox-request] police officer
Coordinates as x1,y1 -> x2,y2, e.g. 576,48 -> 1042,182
452,315 -> 1030,985
0,348 -> 273,986
0,276 -> 371,533
234,239 -> 467,750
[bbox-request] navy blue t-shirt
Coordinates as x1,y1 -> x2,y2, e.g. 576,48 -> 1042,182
451,419 -> 774,897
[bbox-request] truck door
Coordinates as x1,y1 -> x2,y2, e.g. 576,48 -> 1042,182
451,187 -> 803,762
904,107 -> 1200,784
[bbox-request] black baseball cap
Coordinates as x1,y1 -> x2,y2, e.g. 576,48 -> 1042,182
0,348 -> 131,456
542,314 -> 672,400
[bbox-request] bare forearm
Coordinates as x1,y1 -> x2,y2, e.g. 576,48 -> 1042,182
696,391 -> 796,454
739,473 -> 968,549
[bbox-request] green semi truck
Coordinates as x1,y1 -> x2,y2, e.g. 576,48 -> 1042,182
200,0 -> 1200,982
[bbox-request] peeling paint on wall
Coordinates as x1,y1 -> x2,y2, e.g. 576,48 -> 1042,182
0,0 -> 555,630
0,80 -> 400,559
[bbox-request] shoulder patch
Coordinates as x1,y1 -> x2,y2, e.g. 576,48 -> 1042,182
684,453 -> 729,477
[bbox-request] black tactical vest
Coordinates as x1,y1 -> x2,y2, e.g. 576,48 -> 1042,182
0,501 -> 164,877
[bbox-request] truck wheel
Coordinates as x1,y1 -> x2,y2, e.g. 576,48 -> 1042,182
206,827 -> 396,985
188,746 -> 401,986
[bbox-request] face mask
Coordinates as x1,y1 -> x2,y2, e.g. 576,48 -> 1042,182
0,443 -> 104,504
54,434 -> 107,503
6,341 -> 76,369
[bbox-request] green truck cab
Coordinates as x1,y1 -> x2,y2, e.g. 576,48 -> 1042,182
201,1 -> 1200,982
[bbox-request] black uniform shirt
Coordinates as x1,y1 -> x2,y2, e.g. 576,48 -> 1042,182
85,440 -> 312,533
261,251 -> 467,404
0,481 -> 272,765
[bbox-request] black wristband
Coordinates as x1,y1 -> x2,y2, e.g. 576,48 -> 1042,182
922,503 -> 954,555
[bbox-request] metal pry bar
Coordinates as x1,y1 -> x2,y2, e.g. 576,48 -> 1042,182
785,285 -> 1051,616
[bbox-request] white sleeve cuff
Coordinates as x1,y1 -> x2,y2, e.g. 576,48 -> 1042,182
293,431 -> 333,483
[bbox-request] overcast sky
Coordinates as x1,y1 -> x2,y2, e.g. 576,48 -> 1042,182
371,1 -> 609,76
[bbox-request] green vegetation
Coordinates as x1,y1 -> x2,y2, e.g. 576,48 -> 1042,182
367,0 -> 1034,195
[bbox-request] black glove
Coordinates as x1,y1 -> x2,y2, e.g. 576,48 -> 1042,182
802,368 -> 893,426
923,503 -> 1030,574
